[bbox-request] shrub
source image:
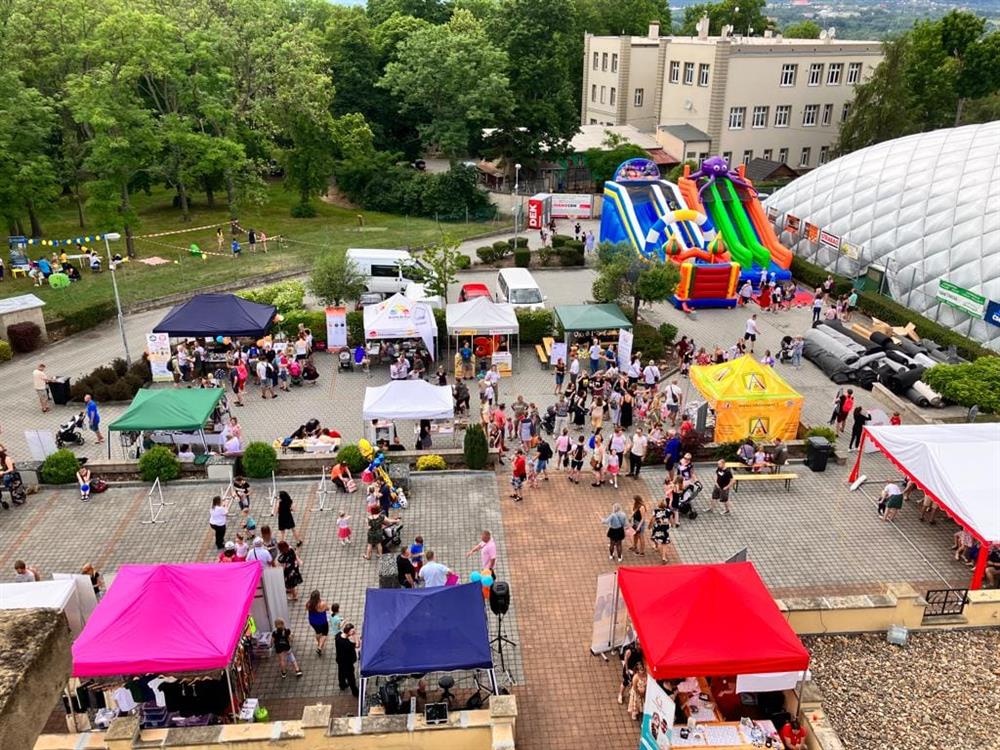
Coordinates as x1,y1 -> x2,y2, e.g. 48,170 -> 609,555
0,340 -> 11,362
237,281 -> 306,313
138,446 -> 181,482
680,428 -> 709,454
108,380 -> 133,401
70,358 -> 150,403
790,256 -> 853,297
551,234 -> 573,248
111,358 -> 128,377
6,321 -> 41,353
242,442 -> 279,478
493,240 -> 510,253
415,454 -> 448,471
632,322 -> 665,360
658,323 -> 678,345
805,426 -> 837,443
290,201 -> 317,218
463,423 -> 489,469
476,244 -> 511,265
278,311 -> 327,344
346,310 -> 364,347
557,246 -> 584,267
513,248 -> 530,268
515,309 -> 554,343
712,440 -> 744,460
94,365 -> 119,385
455,254 -> 471,270
565,239 -> 585,253
475,246 -> 495,263
508,236 -> 529,249
922,357 -> 1000,414
62,300 -> 117,335
129,356 -> 152,382
40,449 -> 80,484
336,443 -> 368,473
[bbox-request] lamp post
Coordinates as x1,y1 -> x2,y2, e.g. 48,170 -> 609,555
103,232 -> 131,366
513,163 -> 522,245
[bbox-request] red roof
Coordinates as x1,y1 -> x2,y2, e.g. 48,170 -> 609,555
617,563 -> 809,680
646,148 -> 679,166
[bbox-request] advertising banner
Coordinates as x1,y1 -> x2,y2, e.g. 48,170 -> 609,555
617,328 -> 634,369
527,195 -> 550,230
325,306 -> 348,349
590,572 -> 628,655
783,214 -> 800,234
840,242 -> 861,260
766,206 -> 779,221
819,230 -> 841,250
984,299 -> 1000,329
550,193 -> 594,219
550,341 -> 568,367
804,223 -> 820,243
937,280 -> 986,318
640,676 -> 675,749
146,332 -> 173,383
491,350 -> 512,377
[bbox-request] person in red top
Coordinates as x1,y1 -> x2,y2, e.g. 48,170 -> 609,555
890,411 -> 902,426
780,718 -> 807,750
835,388 -> 854,433
510,448 -> 527,502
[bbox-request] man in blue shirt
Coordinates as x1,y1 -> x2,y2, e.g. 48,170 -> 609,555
459,341 -> 473,379
84,394 -> 104,444
663,430 -> 682,481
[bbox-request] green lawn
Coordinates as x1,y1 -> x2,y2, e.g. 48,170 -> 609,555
3,184 -> 497,329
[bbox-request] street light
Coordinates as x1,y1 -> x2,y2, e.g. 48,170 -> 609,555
103,232 -> 132,366
513,163 -> 522,245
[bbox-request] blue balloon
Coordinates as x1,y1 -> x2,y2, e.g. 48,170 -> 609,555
216,335 -> 225,344
481,575 -> 494,588
470,571 -> 482,583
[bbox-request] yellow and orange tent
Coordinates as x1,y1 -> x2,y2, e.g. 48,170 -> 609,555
689,355 -> 803,441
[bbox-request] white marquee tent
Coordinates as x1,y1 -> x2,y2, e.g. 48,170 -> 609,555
445,297 -> 519,335
362,381 -> 455,421
850,423 -> 1000,588
363,293 -> 437,357
0,578 -> 95,636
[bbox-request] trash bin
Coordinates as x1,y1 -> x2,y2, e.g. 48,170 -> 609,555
805,436 -> 832,472
49,377 -> 71,406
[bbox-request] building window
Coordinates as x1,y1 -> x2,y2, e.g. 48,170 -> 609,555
698,63 -> 710,86
634,88 -> 644,107
799,147 -> 811,167
752,105 -> 769,128
686,151 -> 697,160
722,151 -> 733,163
822,103 -> 833,126
698,152 -> 709,160
827,63 -> 842,85
669,61 -> 680,83
593,52 -> 599,70
591,84 -> 596,102
611,53 -> 618,73
802,104 -> 819,127
610,87 -> 616,106
778,147 -> 788,164
600,86 -> 607,103
842,102 -> 852,122
780,63 -> 797,87
683,62 -> 695,85
742,150 -> 753,165
819,145 -> 830,165
763,148 -> 773,160
774,105 -> 791,127
728,106 -> 746,130
602,53 -> 608,71
807,63 -> 823,86
847,62 -> 862,84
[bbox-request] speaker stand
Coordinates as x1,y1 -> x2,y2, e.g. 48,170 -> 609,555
489,612 -> 517,686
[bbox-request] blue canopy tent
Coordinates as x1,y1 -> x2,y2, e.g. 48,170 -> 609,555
358,583 -> 497,714
153,293 -> 276,338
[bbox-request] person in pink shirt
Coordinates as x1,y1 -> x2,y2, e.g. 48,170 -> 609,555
466,530 -> 497,574
234,359 -> 248,406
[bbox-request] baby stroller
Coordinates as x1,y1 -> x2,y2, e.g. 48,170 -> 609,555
382,521 -> 404,550
338,349 -> 353,371
541,406 -> 556,436
2,471 -> 27,508
302,362 -> 320,385
777,336 -> 795,364
288,360 -> 303,386
676,481 -> 703,520
56,412 -> 86,447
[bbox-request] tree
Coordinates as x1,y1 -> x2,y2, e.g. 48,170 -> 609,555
666,160 -> 700,183
421,238 -> 464,302
584,133 -> 650,189
380,9 -> 513,160
679,0 -> 770,36
592,242 -> 679,322
922,358 -> 1000,414
310,253 -> 367,306
368,0 -> 453,25
580,0 -> 670,36
783,20 -> 821,39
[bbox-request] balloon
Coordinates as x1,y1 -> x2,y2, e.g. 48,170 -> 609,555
223,337 -> 231,345
216,336 -> 225,344
358,438 -> 373,459
481,575 -> 494,588
470,571 -> 481,583
274,314 -> 284,323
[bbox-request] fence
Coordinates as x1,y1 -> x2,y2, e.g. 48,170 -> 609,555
922,588 -> 968,620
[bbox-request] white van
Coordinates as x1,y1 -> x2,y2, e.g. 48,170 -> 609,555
346,248 -> 428,295
404,281 -> 445,310
495,268 -> 545,310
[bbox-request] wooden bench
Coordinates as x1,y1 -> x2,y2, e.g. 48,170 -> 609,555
542,337 -> 555,359
732,473 -> 797,492
535,345 -> 549,368
725,461 -> 788,474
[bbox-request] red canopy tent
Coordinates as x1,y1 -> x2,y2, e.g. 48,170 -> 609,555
617,563 -> 809,680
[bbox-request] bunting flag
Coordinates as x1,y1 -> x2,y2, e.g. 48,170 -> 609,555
15,233 -> 115,248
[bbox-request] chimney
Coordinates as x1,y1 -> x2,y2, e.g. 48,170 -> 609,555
696,15 -> 710,39
648,20 -> 660,39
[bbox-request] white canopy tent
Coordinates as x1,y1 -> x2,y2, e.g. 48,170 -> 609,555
445,297 -> 520,373
363,293 -> 437,358
362,381 -> 455,421
0,578 -> 95,636
850,423 -> 1000,588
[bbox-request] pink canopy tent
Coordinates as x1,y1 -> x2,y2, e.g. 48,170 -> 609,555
72,563 -> 261,677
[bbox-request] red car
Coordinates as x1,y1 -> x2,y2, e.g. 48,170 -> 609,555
458,283 -> 492,302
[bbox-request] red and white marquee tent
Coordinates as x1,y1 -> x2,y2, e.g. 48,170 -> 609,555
850,423 -> 1000,588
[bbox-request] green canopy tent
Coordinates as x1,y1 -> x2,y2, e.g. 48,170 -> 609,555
108,389 -> 224,459
553,304 -> 633,357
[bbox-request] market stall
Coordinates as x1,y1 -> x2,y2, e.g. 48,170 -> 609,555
615,563 -> 810,749
107,388 -> 225,459
553,303 -> 633,366
849,423 -> 1000,589
689,355 -> 803,442
363,292 -> 438,364
445,297 -> 519,377
362,380 -> 455,447
71,563 -> 263,727
358,582 -> 497,715
152,293 -> 276,338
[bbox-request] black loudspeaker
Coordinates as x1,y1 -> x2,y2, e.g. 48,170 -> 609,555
489,581 -> 510,615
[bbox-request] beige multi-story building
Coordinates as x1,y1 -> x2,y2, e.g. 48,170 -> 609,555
581,21 -> 883,170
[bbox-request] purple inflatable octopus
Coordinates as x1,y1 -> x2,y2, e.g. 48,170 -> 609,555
690,155 -> 756,200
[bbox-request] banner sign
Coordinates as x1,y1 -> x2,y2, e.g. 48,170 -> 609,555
590,572 -> 628,655
937,280 -> 986,317
819,230 -> 841,250
766,206 -> 778,221
550,193 -> 594,219
325,306 -> 348,349
550,341 -> 567,367
984,299 -> 1000,329
146,332 -> 173,382
804,223 -> 819,243
617,328 -> 634,369
491,350 -> 512,376
840,242 -> 861,259
640,676 -> 676,749
783,214 -> 800,234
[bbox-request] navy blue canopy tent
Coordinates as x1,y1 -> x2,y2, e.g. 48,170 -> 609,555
358,583 -> 496,713
153,293 -> 276,338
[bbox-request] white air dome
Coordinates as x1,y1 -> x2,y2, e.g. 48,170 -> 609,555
765,122 -> 1000,351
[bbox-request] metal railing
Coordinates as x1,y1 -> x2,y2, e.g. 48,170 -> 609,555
922,588 -> 968,619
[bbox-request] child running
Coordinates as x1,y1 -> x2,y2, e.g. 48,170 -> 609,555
337,511 -> 352,546
271,618 -> 303,678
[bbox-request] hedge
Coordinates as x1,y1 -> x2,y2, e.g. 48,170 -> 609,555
237,281 -> 306,314
790,255 -> 993,361
508,237 -> 529,249
513,248 -> 530,268
40,449 -> 80,484
632,322 -> 665,360
242,442 -> 279,478
0,340 -> 11,362
69,357 -> 151,403
278,311 -> 327,344
922,358 -> 1000,414
415,454 -> 447,471
336,444 -> 368,473
6,321 -> 42,353
138,446 -> 181,482
515,309 -> 553,343
477,244 -> 512,265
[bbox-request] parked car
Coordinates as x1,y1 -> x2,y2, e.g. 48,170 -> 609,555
458,283 -> 492,302
355,292 -> 386,310
346,248 -> 429,295
495,268 -> 545,310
